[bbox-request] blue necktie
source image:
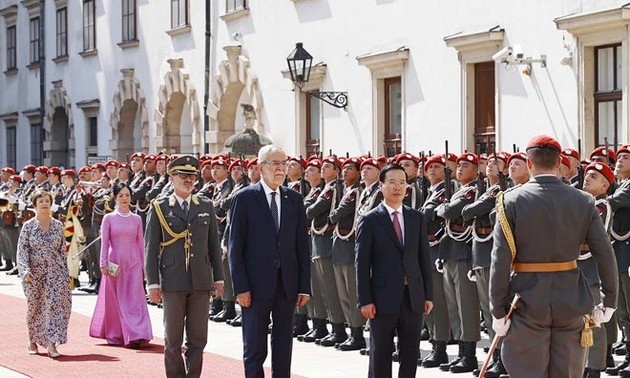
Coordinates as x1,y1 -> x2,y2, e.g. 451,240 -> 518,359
182,200 -> 188,215
270,192 -> 279,231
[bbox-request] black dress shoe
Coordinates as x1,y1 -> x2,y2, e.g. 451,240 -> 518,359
230,314 -> 242,327
7,267 -> 18,276
0,261 -> 14,271
360,347 -> 370,356
605,359 -> 630,375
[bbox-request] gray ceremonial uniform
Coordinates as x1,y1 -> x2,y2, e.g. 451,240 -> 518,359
213,179 -> 234,302
132,172 -> 159,227
305,179 -> 345,324
302,182 -> 327,320
490,175 -> 618,378
462,183 -> 502,340
329,181 -> 365,328
609,178 -> 630,342
421,181 -> 453,342
145,194 -> 223,378
436,181 -> 481,342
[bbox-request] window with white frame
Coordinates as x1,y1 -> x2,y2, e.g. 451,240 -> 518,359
384,77 -> 402,157
171,0 -> 188,28
226,0 -> 246,12
87,116 -> 98,147
30,123 -> 43,166
56,7 -> 67,57
83,0 -> 96,51
122,0 -> 137,42
6,26 -> 16,70
305,94 -> 321,156
29,17 -> 40,64
6,126 -> 16,169
594,44 -> 622,148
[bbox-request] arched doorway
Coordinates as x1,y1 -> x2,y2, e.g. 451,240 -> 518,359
44,80 -> 74,167
155,58 -> 201,154
207,46 -> 265,153
49,108 -> 69,167
110,69 -> 149,159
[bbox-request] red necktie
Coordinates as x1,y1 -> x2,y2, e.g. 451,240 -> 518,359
392,211 -> 403,246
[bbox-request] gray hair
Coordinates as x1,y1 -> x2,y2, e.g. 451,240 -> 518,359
258,145 -> 286,163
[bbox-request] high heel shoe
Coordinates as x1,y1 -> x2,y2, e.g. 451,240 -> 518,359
47,344 -> 60,359
27,343 -> 38,355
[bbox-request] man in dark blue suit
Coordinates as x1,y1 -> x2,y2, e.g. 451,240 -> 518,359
229,145 -> 311,378
356,164 -> 433,378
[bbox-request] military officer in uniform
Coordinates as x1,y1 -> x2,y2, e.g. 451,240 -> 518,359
145,155 -> 224,378
132,153 -> 158,227
146,155 -> 170,201
607,145 -> 630,375
395,153 -> 422,209
297,158 -> 330,342
580,162 -> 615,378
490,135 -> 618,378
461,151 -> 510,377
329,157 -> 366,351
436,152 -> 481,373
305,156 -> 347,345
209,156 -> 234,320
420,154 -> 453,368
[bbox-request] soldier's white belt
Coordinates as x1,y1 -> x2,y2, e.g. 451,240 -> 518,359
512,260 -> 577,273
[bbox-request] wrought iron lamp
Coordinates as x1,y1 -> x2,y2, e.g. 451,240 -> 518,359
286,42 -> 348,109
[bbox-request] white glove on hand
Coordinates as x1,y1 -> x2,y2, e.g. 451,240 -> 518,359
492,316 -> 511,337
467,270 -> 477,282
435,259 -> 444,273
51,204 -> 59,212
18,200 -> 26,211
592,305 -> 615,325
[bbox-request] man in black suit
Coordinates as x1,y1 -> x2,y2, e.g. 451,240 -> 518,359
356,164 -> 433,378
229,145 -> 311,378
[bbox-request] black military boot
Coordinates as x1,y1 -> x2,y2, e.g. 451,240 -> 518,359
620,362 -> 630,378
422,340 -> 449,368
450,341 -> 478,373
584,368 -> 601,378
209,298 -> 223,318
439,341 -> 463,371
619,344 -> 629,356
608,344 -> 617,368
484,348 -> 507,378
302,318 -> 328,343
320,323 -> 348,347
607,342 -> 630,375
293,314 -> 310,337
212,301 -> 237,322
0,259 -> 13,271
420,326 -> 430,341
338,327 -> 366,351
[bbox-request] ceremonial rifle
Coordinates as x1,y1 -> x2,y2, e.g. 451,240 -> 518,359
419,151 -> 428,205
479,294 -> 521,378
444,140 -> 452,201
577,139 -> 585,190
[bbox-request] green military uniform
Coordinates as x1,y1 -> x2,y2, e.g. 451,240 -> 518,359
145,155 -> 223,378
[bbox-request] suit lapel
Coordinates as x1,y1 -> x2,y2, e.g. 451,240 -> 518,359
376,204 -> 403,250
403,206 -> 414,251
254,182 -> 278,231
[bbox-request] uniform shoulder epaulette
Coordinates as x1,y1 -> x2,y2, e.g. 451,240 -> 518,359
192,194 -> 204,205
501,183 -> 522,194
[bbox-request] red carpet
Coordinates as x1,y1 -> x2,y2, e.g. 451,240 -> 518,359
0,293 -> 303,378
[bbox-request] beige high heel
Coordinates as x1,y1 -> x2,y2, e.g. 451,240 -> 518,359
27,343 -> 38,355
47,344 -> 60,359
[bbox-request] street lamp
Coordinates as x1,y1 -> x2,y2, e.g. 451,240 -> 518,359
286,42 -> 348,110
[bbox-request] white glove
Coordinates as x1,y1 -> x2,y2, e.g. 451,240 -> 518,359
435,259 -> 444,273
492,316 -> 511,337
18,200 -> 26,210
51,204 -> 59,212
467,269 -> 477,282
592,305 -> 616,325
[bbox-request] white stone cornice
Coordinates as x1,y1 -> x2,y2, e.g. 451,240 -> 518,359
0,5 -> 18,25
20,0 -> 39,17
444,27 -> 505,52
356,47 -> 409,79
281,64 -> 327,92
555,5 -> 630,36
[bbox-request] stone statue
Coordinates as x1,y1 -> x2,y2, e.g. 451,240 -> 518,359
223,104 -> 272,157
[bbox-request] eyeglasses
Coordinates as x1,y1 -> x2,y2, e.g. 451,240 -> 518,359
262,160 -> 287,169
176,173 -> 197,180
